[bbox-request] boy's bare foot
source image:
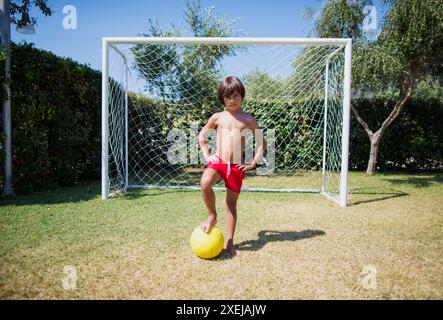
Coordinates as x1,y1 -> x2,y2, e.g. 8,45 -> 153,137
200,214 -> 217,233
225,239 -> 239,257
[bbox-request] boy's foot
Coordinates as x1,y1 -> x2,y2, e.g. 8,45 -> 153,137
225,239 -> 239,257
200,215 -> 217,233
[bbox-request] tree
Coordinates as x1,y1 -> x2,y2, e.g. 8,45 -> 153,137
304,0 -> 364,40
132,0 -> 243,118
10,0 -> 52,26
307,0 -> 443,174
243,68 -> 286,100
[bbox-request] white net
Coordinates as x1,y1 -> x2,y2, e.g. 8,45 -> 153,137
105,39 -> 348,204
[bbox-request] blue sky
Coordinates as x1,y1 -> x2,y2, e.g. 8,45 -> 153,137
11,0 -> 386,71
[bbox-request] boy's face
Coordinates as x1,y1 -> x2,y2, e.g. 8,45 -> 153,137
223,91 -> 242,111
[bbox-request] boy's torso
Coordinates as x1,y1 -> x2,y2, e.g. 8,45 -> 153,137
214,111 -> 254,164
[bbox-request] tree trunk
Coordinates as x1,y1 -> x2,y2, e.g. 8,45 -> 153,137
366,133 -> 380,175
351,83 -> 413,176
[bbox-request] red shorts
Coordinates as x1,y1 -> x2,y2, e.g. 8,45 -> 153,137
207,155 -> 246,193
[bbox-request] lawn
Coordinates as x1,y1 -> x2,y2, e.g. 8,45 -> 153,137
0,172 -> 442,299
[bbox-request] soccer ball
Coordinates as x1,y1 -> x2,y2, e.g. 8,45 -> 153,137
190,226 -> 224,259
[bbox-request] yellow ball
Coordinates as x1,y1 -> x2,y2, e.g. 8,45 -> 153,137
190,226 -> 224,259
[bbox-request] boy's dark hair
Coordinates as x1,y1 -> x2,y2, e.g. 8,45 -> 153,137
217,76 -> 246,105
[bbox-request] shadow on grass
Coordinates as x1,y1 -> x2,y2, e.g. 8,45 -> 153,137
383,173 -> 443,188
214,229 -> 326,260
121,188 -> 199,200
0,182 -> 204,206
348,187 -> 408,206
0,181 -> 102,207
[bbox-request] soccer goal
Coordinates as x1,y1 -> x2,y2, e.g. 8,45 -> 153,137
102,37 -> 352,207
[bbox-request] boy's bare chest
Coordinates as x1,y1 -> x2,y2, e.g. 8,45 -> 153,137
216,115 -> 249,131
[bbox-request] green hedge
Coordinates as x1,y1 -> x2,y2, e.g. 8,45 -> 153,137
0,43 -> 101,194
242,99 -> 325,169
128,93 -> 172,172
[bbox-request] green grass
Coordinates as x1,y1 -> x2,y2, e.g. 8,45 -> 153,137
0,172 -> 442,299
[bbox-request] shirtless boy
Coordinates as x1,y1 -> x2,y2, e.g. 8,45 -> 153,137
198,76 -> 264,257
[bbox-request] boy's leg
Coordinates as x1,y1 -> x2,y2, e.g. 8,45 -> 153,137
225,188 -> 240,256
200,168 -> 222,233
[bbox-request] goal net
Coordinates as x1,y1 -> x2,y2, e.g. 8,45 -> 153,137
102,37 -> 352,206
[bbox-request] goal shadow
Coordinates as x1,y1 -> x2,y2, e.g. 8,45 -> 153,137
347,187 -> 408,206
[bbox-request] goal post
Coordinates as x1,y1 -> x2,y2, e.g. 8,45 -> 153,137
102,37 -> 352,207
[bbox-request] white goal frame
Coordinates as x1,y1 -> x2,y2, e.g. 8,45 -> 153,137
101,37 -> 352,207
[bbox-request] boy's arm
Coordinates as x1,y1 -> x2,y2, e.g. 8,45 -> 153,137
249,118 -> 265,167
198,114 -> 218,160
237,118 -> 265,172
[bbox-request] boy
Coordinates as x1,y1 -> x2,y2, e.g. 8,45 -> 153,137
198,76 -> 264,257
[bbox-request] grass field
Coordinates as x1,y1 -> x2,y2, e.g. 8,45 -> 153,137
0,172 -> 442,299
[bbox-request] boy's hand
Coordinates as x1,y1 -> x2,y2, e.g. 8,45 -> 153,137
236,163 -> 256,172
205,154 -> 218,163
